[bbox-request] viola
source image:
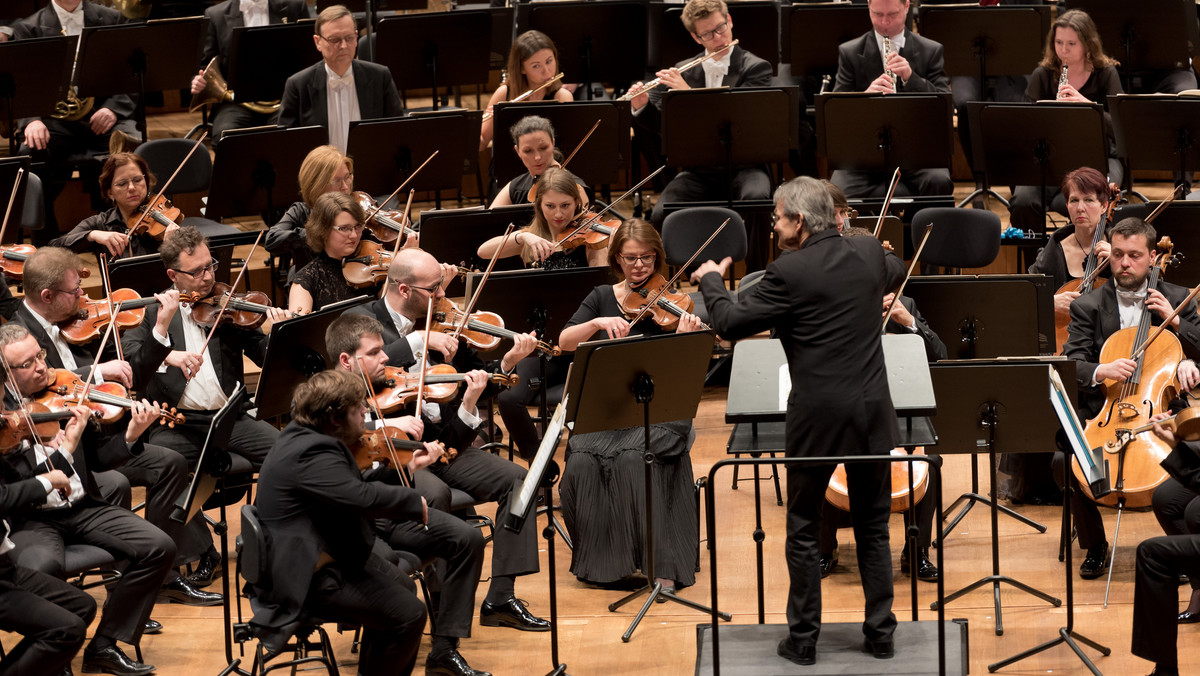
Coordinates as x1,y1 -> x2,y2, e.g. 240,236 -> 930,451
181,283 -> 283,330
1077,236 -> 1178,508
1054,182 -> 1124,353
353,191 -> 417,244
826,448 -> 929,513
371,363 -> 518,414
125,195 -> 181,241
34,368 -> 185,427
342,240 -> 394,288
0,403 -> 84,452
59,288 -> 163,346
618,273 -> 698,333
431,297 -> 561,357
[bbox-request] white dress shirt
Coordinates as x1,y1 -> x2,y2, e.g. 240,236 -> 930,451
238,0 -> 269,27
325,63 -> 361,154
53,1 -> 85,36
701,49 -> 732,89
175,305 -> 230,411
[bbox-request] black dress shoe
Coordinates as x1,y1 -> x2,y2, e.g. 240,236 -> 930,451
185,552 -> 221,589
1079,544 -> 1109,580
900,547 -> 940,582
143,619 -> 162,635
819,549 -> 838,578
158,577 -> 223,606
479,597 -> 550,632
863,638 -> 895,659
1178,610 -> 1200,624
777,638 -> 815,665
82,644 -> 155,676
1148,666 -> 1180,676
425,648 -> 492,676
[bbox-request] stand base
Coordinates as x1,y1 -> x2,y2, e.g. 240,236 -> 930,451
956,187 -> 1011,209
609,581 -> 731,643
216,658 -> 251,676
988,626 -> 1110,674
545,665 -> 569,676
938,491 -> 1046,546
933,574 -> 1061,636
537,505 -> 573,550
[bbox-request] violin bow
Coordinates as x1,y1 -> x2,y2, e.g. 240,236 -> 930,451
128,131 -> 208,235
97,255 -> 125,363
0,344 -> 70,503
415,292 -> 436,419
452,224 -> 514,342
627,219 -> 729,329
0,168 -> 25,246
1145,184 -> 1184,225
872,168 -> 902,239
882,224 -> 933,331
354,356 -> 413,489
482,74 -> 565,122
550,166 -> 666,253
364,151 -> 439,227
196,230 -> 264,373
78,303 -> 120,408
560,119 -> 601,170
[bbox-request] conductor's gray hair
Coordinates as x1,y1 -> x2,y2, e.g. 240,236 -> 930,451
774,176 -> 836,235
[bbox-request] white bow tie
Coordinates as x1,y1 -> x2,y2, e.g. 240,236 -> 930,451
702,59 -> 729,82
60,17 -> 81,36
328,74 -> 354,93
241,0 -> 268,13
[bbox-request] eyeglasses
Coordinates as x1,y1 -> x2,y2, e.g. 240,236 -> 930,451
618,254 -> 656,265
172,258 -> 219,278
52,282 -> 84,297
112,175 -> 146,190
771,212 -> 795,226
407,278 -> 443,295
332,224 -> 366,235
329,172 -> 354,189
319,33 -> 357,48
11,349 -> 47,371
839,208 -> 859,220
695,21 -> 729,42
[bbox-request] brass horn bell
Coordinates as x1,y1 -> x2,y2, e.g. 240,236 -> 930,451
190,57 -> 280,115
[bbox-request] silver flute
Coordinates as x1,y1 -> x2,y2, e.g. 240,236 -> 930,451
882,36 -> 897,91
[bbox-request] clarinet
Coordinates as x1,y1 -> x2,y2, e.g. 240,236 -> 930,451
882,36 -> 897,91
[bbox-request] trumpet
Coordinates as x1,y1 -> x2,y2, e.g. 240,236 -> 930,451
618,39 -> 739,102
189,57 -> 280,115
882,35 -> 897,91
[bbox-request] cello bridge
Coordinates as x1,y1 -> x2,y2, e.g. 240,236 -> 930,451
1116,402 -> 1140,420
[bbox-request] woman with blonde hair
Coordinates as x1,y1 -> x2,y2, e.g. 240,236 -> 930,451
266,145 -> 355,269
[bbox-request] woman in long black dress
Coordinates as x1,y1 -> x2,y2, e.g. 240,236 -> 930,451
557,219 -> 704,592
288,191 -> 368,314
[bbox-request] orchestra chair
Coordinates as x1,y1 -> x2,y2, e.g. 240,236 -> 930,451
17,173 -> 46,239
134,138 -> 250,240
910,206 -> 1001,274
661,206 -> 748,324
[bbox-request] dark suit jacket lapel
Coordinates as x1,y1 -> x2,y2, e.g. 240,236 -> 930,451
352,61 -> 376,119
372,298 -> 399,342
308,64 -> 329,126
40,6 -> 62,33
1097,283 -> 1119,341
16,306 -> 67,371
722,46 -> 744,87
229,1 -> 246,30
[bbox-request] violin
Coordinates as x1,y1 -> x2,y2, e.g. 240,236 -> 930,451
618,273 -> 698,333
370,363 -> 518,414
180,283 -> 284,330
431,297 -> 561,357
342,240 -> 394,288
34,368 -> 185,427
59,288 -> 163,346
554,209 -> 620,253
353,191 -> 417,244
0,244 -> 38,282
1077,236 -> 1179,508
126,195 -> 181,241
0,403 -> 84,452
826,448 -> 929,513
1054,182 -> 1124,353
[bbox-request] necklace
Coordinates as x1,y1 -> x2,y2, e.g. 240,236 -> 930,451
1072,227 -> 1093,255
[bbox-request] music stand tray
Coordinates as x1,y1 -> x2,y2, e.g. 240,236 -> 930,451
1111,94 -> 1200,179
817,92 -> 954,172
492,101 -> 632,189
227,22 -> 319,104
1063,0 -> 1194,77
207,126 -> 329,223
347,114 -> 476,201
465,267 -> 613,347
416,205 -> 533,287
663,87 -> 799,168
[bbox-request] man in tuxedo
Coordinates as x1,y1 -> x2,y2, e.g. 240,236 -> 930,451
189,0 -> 308,142
11,0 -> 140,245
0,329 -> 174,676
831,0 -> 953,199
344,249 -> 550,633
277,3 -> 403,153
251,369 -> 428,674
1061,218 -> 1200,579
692,176 -> 898,666
629,0 -> 773,233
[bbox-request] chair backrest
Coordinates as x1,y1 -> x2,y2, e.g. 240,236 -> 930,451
239,504 -> 266,586
910,207 -> 1000,269
136,138 -> 213,195
19,172 -> 45,232
661,206 -> 748,273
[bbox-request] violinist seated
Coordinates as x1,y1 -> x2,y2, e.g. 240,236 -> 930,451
1149,382 -> 1200,626
477,167 -> 608,271
0,456 -> 97,676
489,115 -> 590,209
479,30 -> 573,154
250,370 -> 427,676
1130,416 -> 1200,676
50,152 -> 178,261
1060,217 -> 1200,580
626,0 -> 773,227
265,145 -> 355,285
10,0 -> 140,247
190,0 -> 308,143
288,192 -> 376,315
555,220 -> 704,592
2,398 -> 175,676
335,250 -> 553,634
326,318 -> 494,676
277,4 -> 404,155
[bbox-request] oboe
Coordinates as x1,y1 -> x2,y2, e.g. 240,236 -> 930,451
882,36 -> 897,91
1057,64 -> 1069,99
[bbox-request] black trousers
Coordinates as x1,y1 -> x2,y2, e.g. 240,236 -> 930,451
428,447 -> 538,579
111,443 -> 202,576
377,509 -> 485,639
1052,451 -> 1107,550
785,460 -> 895,648
1153,477 -> 1200,590
9,498 -> 175,644
209,103 -> 277,144
147,411 -> 277,470
0,555 -> 96,676
495,355 -> 570,462
1132,534 -> 1200,668
830,168 -> 954,199
307,554 -> 427,676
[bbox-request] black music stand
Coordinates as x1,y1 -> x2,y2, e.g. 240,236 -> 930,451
374,12 -> 491,111
971,102 -> 1108,236
0,1 -> 37,20
416,205 -> 532,289
0,37 -> 73,155
1111,94 -> 1200,189
918,6 -> 1047,81
904,276 -> 1050,541
1112,201 -> 1200,287
207,126 -> 328,224
492,101 -> 632,191
928,361 -> 1065,636
1064,0 -> 1195,92
254,296 -> 371,421
817,92 -> 955,177
106,245 -> 236,296
348,113 -> 478,210
75,18 -> 207,140
787,4 -> 869,86
523,1 -> 647,99
565,331 -> 730,641
653,1 -> 781,74
227,23 -> 319,106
